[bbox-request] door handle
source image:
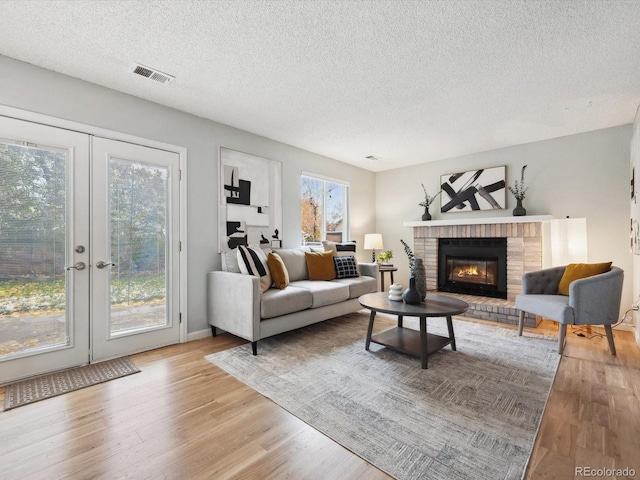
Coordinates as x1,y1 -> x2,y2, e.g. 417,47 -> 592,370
66,262 -> 86,271
96,261 -> 116,269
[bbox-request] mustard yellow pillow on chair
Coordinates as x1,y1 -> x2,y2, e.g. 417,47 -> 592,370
305,251 -> 337,280
267,252 -> 289,289
557,262 -> 612,295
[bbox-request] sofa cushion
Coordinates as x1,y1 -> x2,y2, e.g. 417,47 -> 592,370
289,280 -> 350,308
267,252 -> 289,289
334,256 -> 359,279
261,286 -> 313,319
557,262 -> 612,295
301,246 -> 324,253
515,294 -> 575,324
277,249 -> 309,281
221,250 -> 241,273
305,251 -> 337,281
237,245 -> 271,294
334,276 -> 378,299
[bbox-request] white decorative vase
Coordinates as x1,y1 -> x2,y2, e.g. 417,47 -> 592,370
388,283 -> 403,301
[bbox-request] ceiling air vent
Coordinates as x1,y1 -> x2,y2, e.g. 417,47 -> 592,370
132,63 -> 175,85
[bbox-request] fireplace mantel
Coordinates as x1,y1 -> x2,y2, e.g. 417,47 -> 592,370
403,215 -> 552,228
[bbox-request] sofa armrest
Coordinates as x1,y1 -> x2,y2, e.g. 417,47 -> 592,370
521,266 -> 566,294
569,267 -> 624,325
358,262 -> 378,279
207,271 -> 261,341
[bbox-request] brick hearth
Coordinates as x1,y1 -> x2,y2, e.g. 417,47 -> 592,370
406,216 -> 551,327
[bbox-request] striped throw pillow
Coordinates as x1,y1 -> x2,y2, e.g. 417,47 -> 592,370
237,245 -> 272,293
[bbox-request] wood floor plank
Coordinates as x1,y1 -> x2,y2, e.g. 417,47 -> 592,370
524,321 -> 640,479
0,317 -> 638,480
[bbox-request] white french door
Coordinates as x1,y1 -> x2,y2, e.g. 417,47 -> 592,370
0,117 -> 181,384
0,116 -> 90,383
91,138 -> 180,361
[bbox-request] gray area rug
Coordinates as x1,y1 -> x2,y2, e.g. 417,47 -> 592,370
4,356 -> 140,411
206,312 -> 560,480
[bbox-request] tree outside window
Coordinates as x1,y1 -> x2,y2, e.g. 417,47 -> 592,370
301,175 -> 348,244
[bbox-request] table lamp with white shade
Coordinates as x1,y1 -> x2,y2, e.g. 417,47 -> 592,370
364,233 -> 383,262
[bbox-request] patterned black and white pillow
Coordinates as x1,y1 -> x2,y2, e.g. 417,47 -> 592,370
237,245 -> 272,293
333,255 -> 359,279
322,240 -> 358,263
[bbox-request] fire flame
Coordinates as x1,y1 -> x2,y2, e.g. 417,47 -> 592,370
457,266 -> 480,277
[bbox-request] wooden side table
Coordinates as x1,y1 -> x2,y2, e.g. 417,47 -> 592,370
378,264 -> 398,292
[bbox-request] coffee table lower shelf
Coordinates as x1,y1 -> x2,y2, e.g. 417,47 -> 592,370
370,327 -> 452,359
359,292 -> 469,369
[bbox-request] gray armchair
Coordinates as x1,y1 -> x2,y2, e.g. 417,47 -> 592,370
515,266 -> 624,354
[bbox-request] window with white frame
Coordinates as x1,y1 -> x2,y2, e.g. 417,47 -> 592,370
301,173 -> 349,244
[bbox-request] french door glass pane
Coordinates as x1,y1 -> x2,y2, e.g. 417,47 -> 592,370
0,141 -> 69,358
109,158 -> 168,335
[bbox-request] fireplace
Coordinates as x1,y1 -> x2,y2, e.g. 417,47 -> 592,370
438,238 -> 507,299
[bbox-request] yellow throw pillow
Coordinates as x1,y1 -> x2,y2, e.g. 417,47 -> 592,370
267,252 -> 289,289
305,251 -> 337,281
557,262 -> 612,295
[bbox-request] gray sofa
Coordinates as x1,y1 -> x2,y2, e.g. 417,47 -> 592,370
207,247 -> 378,354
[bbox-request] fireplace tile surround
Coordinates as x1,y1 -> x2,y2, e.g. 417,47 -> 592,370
404,215 -> 552,327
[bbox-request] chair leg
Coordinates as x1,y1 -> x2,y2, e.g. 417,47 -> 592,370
604,325 -> 617,355
557,324 -> 567,354
518,310 -> 525,336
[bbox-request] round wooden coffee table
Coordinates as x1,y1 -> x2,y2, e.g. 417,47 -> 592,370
358,292 -> 469,369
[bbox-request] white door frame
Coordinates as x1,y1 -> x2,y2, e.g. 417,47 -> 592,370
0,105 -> 188,346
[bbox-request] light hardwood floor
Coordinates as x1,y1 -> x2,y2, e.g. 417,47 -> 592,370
0,318 -> 638,479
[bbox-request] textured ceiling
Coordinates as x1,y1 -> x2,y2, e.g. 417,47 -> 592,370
1,0 -> 639,172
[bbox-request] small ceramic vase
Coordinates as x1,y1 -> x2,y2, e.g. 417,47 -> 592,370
513,198 -> 526,216
388,283 -> 403,301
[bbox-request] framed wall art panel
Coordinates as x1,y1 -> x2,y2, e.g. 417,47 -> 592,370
219,147 -> 282,252
440,166 -> 506,213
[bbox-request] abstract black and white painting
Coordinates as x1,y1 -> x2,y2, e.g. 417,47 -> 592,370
219,148 -> 282,252
440,166 -> 506,213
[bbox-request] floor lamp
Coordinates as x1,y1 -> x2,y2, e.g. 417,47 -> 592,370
549,217 -> 589,333
550,217 -> 587,266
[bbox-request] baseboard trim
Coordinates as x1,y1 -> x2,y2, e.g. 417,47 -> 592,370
615,323 -> 635,333
187,328 -> 212,342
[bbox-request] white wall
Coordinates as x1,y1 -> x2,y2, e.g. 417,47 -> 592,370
0,55 -> 376,335
1,54 -> 635,342
376,125 -> 636,332
635,256 -> 640,343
